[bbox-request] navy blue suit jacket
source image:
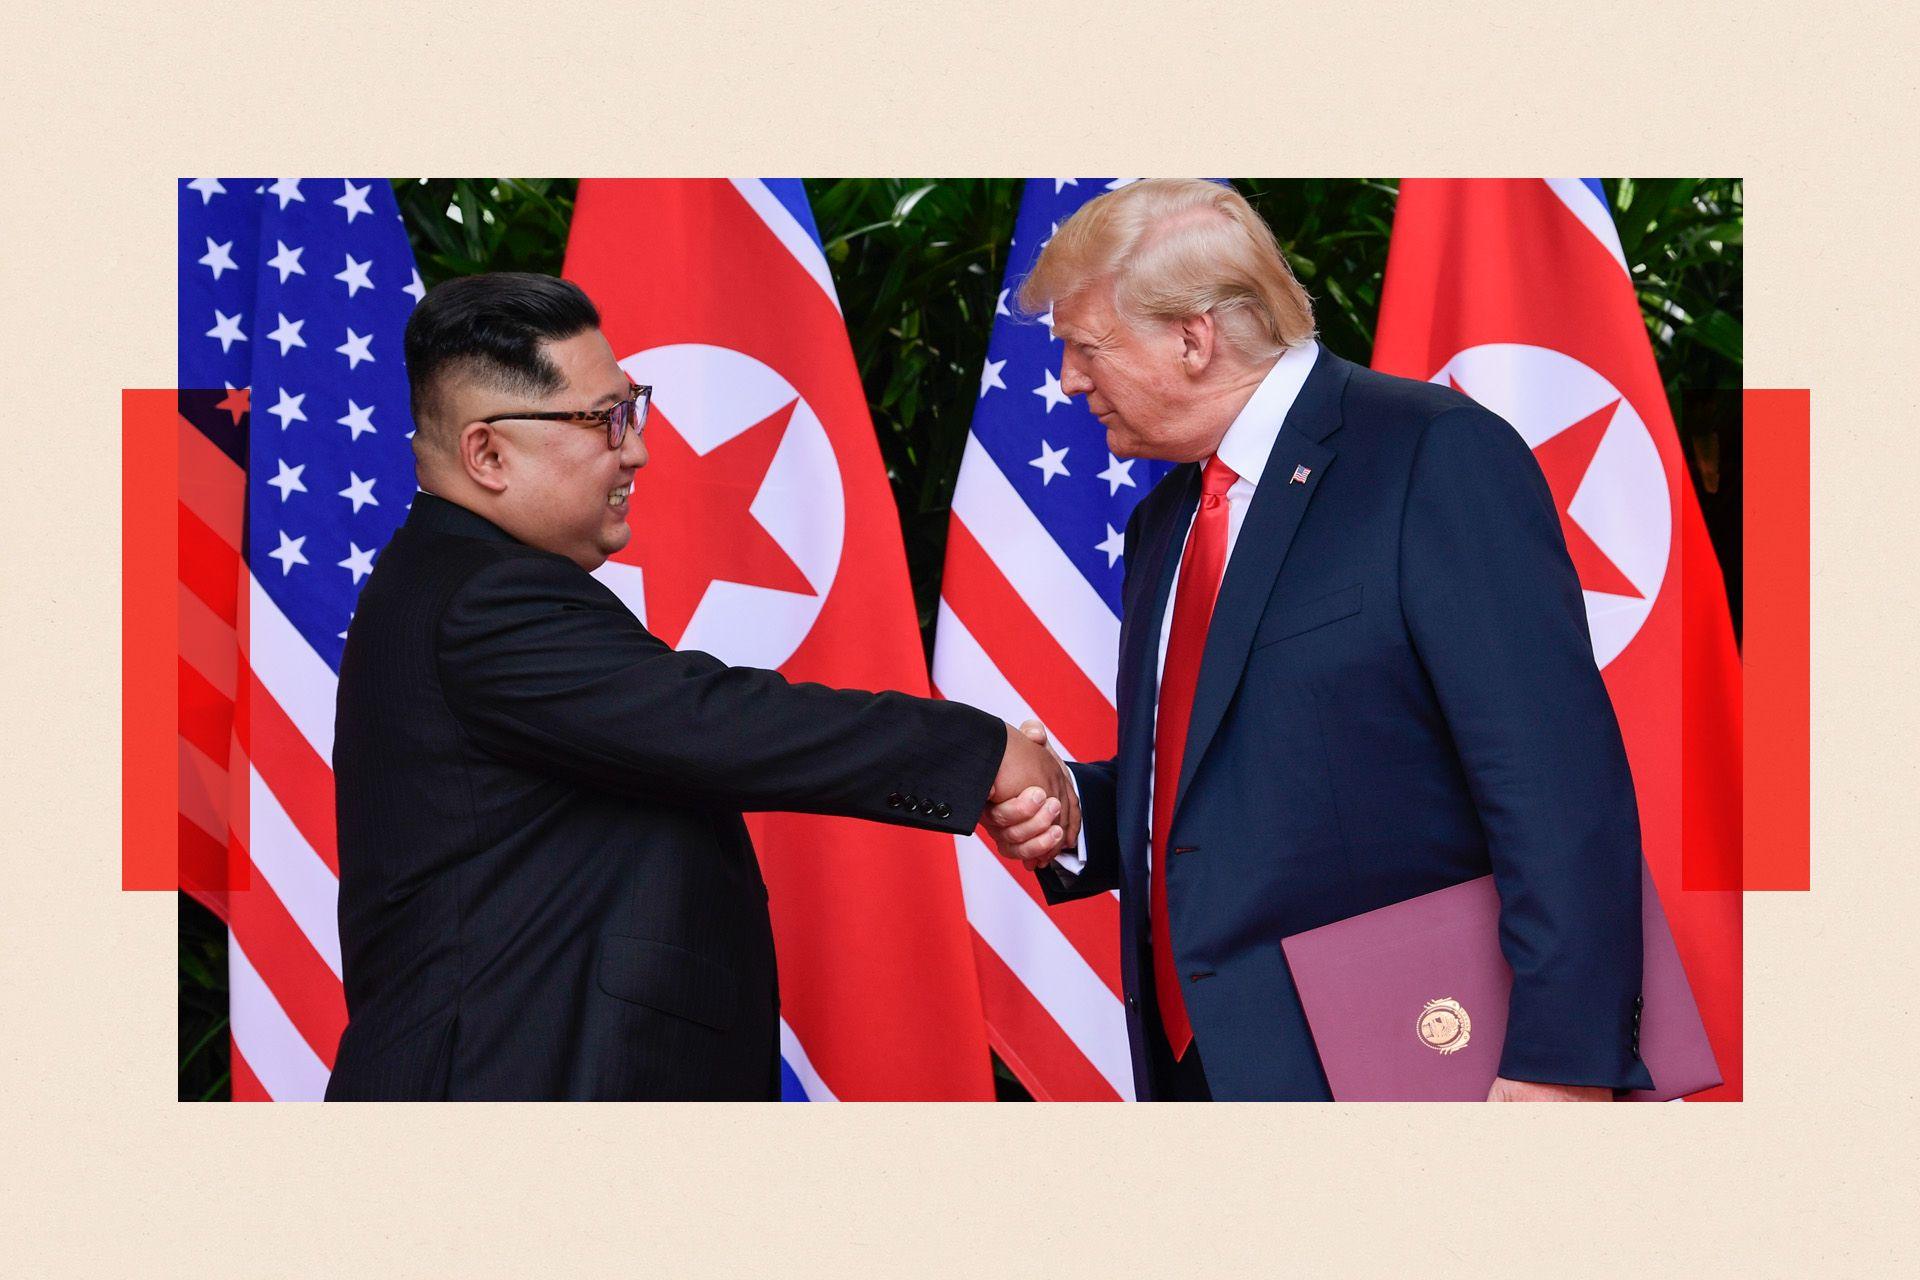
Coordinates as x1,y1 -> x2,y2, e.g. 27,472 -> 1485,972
1040,349 -> 1655,1101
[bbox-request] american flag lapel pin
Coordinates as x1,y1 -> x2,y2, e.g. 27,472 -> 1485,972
1290,464 -> 1312,485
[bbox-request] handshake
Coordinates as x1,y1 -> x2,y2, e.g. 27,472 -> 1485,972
981,720 -> 1079,870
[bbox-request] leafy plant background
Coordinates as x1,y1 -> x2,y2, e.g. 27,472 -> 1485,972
179,178 -> 1742,1101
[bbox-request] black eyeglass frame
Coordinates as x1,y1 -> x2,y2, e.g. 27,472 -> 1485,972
478,382 -> 653,450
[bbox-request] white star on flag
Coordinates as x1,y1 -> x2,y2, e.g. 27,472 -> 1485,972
338,542 -> 377,584
268,530 -> 309,575
206,309 -> 248,352
338,471 -> 379,513
1037,303 -> 1056,338
337,400 -> 377,439
267,239 -> 306,283
1096,522 -> 1126,567
266,312 -> 307,355
337,328 -> 376,369
1029,440 -> 1070,484
1053,178 -> 1079,193
334,180 -> 374,223
186,178 -> 226,204
403,269 -> 426,304
1032,368 -> 1072,413
1104,179 -> 1140,189
979,357 -> 1007,398
995,288 -> 1011,317
266,459 -> 307,502
1096,453 -> 1137,495
267,178 -> 305,210
335,253 -> 375,297
268,387 -> 307,430
198,237 -> 237,280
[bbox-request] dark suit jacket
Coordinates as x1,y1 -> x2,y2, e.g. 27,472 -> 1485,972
326,492 -> 1004,1100
1042,349 -> 1656,1101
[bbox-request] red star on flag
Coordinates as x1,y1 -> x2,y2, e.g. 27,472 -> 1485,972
623,397 -> 816,647
1451,377 -> 1641,599
215,385 -> 250,425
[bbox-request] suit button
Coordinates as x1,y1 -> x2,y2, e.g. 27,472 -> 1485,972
903,794 -> 919,810
887,792 -> 904,808
1125,995 -> 1138,1010
935,802 -> 952,819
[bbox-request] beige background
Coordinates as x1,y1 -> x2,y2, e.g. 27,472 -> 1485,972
2,2 -> 1914,1273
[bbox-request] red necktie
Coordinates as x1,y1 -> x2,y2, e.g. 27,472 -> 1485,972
1150,454 -> 1237,1060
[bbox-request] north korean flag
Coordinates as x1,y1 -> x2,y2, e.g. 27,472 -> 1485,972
563,179 -> 994,1100
1373,179 -> 1743,1100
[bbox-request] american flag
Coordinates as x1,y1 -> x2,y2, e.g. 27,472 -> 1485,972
177,177 -> 423,1099
931,179 -> 1174,1100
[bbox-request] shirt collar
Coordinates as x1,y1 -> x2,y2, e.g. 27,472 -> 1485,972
1213,338 -> 1320,487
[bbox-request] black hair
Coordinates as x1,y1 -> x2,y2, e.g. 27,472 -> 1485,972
402,271 -> 602,447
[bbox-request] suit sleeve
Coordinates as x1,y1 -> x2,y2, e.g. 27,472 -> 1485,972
1033,760 -> 1121,901
1034,495 -> 1152,904
1400,405 -> 1654,1091
435,552 -> 1006,834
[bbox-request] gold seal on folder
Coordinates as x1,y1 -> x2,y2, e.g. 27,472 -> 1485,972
1416,997 -> 1471,1054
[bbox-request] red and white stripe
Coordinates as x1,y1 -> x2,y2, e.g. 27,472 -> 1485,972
934,435 -> 1134,1101
177,412 -> 346,1101
226,579 -> 347,1100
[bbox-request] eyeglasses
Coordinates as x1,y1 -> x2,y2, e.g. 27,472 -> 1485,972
479,382 -> 652,450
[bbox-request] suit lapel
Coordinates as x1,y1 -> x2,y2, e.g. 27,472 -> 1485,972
1173,351 -> 1354,815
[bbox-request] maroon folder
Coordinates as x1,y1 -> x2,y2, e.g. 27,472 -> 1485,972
1281,863 -> 1720,1101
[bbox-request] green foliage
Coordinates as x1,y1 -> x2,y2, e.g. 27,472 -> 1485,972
177,896 -> 230,1100
183,177 -> 1743,1099
1605,178 -> 1745,407
392,179 -> 579,288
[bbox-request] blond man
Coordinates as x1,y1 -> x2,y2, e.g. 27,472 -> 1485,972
984,180 -> 1650,1101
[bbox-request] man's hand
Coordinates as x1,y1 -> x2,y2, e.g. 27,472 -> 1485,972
983,720 -> 1078,870
1487,1076 -> 1613,1102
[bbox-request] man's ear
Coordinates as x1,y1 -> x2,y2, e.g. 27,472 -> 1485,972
1177,311 -> 1217,376
457,421 -> 510,494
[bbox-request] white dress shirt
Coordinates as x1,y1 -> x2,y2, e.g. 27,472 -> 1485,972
1051,339 -> 1320,875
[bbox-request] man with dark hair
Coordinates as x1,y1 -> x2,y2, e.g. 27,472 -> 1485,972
327,272 -> 1076,1100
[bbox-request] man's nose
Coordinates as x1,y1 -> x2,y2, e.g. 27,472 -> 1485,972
1059,356 -> 1092,396
621,427 -> 649,469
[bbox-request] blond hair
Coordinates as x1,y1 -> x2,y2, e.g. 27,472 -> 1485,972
1018,179 -> 1316,361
